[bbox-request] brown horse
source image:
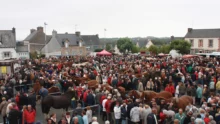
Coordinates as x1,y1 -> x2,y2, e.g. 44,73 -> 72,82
166,95 -> 193,111
153,91 -> 173,100
41,88 -> 76,118
87,80 -> 99,89
128,90 -> 143,99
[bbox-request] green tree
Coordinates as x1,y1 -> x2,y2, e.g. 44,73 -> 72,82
131,45 -> 140,53
158,45 -> 170,54
170,40 -> 191,54
94,49 -> 103,52
148,45 -> 158,55
106,43 -> 111,51
117,38 -> 133,53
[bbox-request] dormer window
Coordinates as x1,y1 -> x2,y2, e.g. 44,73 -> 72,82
64,40 -> 69,48
76,41 -> 79,45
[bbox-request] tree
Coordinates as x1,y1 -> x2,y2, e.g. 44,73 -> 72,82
158,45 -> 170,54
170,40 -> 191,54
94,49 -> 103,52
148,45 -> 158,55
117,38 -> 133,53
106,43 -> 111,51
131,45 -> 140,53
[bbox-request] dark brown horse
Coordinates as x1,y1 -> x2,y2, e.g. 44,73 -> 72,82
41,88 -> 76,118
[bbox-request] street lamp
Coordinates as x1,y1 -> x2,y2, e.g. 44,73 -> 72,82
44,22 -> 48,58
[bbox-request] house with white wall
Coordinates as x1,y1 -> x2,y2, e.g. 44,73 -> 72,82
145,39 -> 154,48
0,28 -> 17,60
185,28 -> 220,54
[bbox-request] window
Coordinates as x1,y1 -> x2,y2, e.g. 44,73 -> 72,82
76,41 -> 79,45
4,52 -> 10,58
190,39 -> 194,47
198,39 -> 203,47
208,39 -> 213,47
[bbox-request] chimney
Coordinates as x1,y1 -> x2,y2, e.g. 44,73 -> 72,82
188,28 -> 193,33
30,29 -> 36,34
12,27 -> 16,34
75,31 -> 80,37
52,30 -> 57,37
37,26 -> 44,32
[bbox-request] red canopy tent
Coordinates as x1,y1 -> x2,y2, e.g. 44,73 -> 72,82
96,50 -> 112,56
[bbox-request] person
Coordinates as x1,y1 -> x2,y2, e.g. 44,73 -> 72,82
62,112 -> 71,124
137,80 -> 144,92
82,110 -> 88,124
8,105 -> 21,124
23,105 -> 36,124
114,102 -> 121,124
196,84 -> 203,105
91,117 -> 99,124
50,113 -> 57,124
143,104 -> 152,124
102,95 -> 107,121
174,119 -> 180,124
87,90 -> 95,106
183,111 -> 193,124
121,102 -> 127,124
58,117 -> 68,124
86,106 -> 92,124
147,107 -> 158,124
208,115 -> 216,124
0,97 -> 8,124
174,108 -> 186,124
194,114 -> 205,124
130,102 -> 140,123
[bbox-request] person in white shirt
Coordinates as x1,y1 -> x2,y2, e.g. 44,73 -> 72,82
130,103 -> 140,123
113,102 -> 121,124
102,97 -> 107,121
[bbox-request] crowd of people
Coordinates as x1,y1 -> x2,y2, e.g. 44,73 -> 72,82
0,54 -> 220,124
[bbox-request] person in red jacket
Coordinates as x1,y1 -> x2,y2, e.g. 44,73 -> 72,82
24,105 -> 36,124
105,96 -> 112,121
15,92 -> 20,109
165,83 -> 175,96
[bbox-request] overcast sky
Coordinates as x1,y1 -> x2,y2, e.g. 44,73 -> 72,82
1,0 -> 220,40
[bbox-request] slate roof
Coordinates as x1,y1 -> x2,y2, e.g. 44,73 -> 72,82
0,30 -> 16,48
24,31 -> 37,41
16,42 -> 28,52
131,38 -> 149,47
56,34 -> 82,46
81,35 -> 100,45
185,28 -> 220,38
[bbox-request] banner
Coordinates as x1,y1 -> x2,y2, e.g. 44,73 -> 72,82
1,66 -> 7,73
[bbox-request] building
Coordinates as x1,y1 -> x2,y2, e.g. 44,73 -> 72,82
23,27 -> 52,53
41,30 -> 87,56
0,28 -> 17,60
145,39 -> 154,48
81,35 -> 101,51
184,28 -> 220,54
170,36 -> 184,42
16,41 -> 30,59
